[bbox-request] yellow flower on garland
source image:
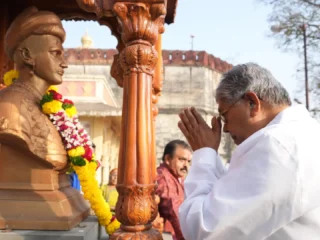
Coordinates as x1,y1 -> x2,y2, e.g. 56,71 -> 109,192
106,219 -> 121,235
73,164 -> 114,234
65,106 -> 77,118
89,161 -> 97,172
3,70 -> 19,86
42,100 -> 63,114
68,146 -> 85,157
47,85 -> 58,92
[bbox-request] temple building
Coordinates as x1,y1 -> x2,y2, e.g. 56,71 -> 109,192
59,32 -> 235,185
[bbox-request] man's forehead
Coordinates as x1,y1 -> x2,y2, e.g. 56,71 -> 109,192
177,155 -> 191,159
175,146 -> 191,153
217,102 -> 224,114
217,98 -> 230,112
174,149 -> 192,159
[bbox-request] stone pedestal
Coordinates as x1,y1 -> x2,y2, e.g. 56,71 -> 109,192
0,144 -> 90,230
0,216 -> 98,240
0,187 -> 90,230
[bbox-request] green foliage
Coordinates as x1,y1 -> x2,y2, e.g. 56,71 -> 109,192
70,156 -> 87,166
40,93 -> 54,106
62,103 -> 73,110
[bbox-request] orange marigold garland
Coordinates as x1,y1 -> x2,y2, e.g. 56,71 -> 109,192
3,72 -> 121,235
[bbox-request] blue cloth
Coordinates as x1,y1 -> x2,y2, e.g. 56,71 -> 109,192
70,171 -> 81,190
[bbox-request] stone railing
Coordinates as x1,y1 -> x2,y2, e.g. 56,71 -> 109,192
64,49 -> 233,73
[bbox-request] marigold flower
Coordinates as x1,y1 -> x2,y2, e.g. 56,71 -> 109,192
3,70 -> 19,86
65,106 -> 77,117
47,86 -> 58,92
42,100 -> 63,114
68,146 -> 85,157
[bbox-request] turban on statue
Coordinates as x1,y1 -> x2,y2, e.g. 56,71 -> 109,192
4,6 -> 66,60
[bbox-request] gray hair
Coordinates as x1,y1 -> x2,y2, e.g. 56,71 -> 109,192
216,63 -> 292,106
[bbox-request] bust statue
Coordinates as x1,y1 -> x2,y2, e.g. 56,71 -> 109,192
0,6 -> 89,230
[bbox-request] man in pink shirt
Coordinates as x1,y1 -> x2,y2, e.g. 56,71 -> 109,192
156,140 -> 192,240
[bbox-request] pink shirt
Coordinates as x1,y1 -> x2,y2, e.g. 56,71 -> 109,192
156,163 -> 185,240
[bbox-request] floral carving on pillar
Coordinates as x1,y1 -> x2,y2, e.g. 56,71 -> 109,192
110,2 -> 166,239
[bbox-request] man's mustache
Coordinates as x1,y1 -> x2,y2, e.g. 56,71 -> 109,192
180,167 -> 188,172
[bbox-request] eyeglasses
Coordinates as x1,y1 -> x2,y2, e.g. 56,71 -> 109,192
218,94 -> 264,123
218,97 -> 243,123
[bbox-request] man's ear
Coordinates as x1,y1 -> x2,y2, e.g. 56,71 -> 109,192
244,91 -> 261,116
18,47 -> 34,67
164,154 -> 171,165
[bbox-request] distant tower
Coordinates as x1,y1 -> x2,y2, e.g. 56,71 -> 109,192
190,35 -> 195,50
81,30 -> 93,48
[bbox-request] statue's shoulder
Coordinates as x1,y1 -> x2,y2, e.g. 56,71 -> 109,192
0,84 -> 37,118
0,87 -> 24,130
0,86 -> 25,105
0,88 -> 30,152
0,85 -> 54,159
0,85 -> 43,142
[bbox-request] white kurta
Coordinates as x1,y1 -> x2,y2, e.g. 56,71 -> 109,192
179,105 -> 320,240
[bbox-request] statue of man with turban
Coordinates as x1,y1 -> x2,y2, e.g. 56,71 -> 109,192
0,7 -> 89,230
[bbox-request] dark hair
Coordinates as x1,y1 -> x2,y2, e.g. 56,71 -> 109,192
162,139 -> 192,161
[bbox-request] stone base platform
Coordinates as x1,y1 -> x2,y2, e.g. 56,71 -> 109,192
0,216 -> 98,240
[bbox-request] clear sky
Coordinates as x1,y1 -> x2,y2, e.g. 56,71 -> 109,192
62,0 -> 301,101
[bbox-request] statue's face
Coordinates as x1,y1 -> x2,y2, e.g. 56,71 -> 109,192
26,34 -> 67,85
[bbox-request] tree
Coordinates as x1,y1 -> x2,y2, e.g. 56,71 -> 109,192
259,0 -> 320,117
262,0 -> 320,50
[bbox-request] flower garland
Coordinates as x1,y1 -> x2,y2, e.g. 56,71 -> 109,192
2,70 -> 121,235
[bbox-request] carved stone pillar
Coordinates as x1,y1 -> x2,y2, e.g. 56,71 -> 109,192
110,2 -> 166,239
152,34 -> 163,179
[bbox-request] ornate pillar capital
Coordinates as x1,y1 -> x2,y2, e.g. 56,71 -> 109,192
113,2 -> 166,45
113,2 -> 166,77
